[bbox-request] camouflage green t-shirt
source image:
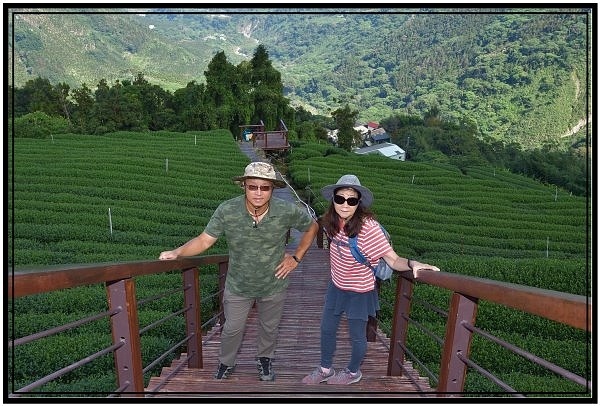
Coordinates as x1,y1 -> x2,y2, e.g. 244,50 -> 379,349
204,195 -> 315,297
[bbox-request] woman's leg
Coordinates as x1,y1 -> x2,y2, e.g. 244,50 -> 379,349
319,304 -> 341,368
346,317 -> 368,373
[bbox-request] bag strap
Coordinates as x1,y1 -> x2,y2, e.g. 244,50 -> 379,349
353,222 -> 390,271
330,236 -> 375,271
347,235 -> 376,272
328,225 -> 383,274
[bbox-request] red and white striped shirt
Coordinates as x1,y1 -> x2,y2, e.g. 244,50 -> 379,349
329,218 -> 393,293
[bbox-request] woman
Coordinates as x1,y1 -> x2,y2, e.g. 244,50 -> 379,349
301,174 -> 440,385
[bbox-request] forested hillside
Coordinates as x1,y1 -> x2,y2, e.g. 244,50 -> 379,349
8,7 -> 592,150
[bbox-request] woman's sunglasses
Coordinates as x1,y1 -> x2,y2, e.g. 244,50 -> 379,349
333,195 -> 359,206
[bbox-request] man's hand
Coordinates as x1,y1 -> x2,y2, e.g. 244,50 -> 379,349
275,254 -> 300,279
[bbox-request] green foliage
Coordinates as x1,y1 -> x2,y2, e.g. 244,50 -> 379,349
8,10 -> 590,151
331,104 -> 360,151
9,130 -> 245,268
13,111 -> 71,138
9,132 -> 590,396
9,22 -> 589,196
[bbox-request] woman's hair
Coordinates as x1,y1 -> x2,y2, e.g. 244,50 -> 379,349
320,187 -> 375,238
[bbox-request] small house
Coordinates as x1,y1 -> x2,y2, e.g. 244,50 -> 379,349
368,127 -> 390,144
354,142 -> 406,161
367,121 -> 379,131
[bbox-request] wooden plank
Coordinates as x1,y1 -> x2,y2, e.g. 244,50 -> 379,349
252,131 -> 290,151
146,242 -> 433,397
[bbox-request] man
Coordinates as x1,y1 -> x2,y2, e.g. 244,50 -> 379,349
159,161 -> 319,381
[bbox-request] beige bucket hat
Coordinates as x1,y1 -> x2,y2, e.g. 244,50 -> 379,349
232,161 -> 287,188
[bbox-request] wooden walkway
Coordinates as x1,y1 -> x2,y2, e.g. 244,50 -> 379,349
252,131 -> 290,152
146,234 -> 434,398
145,145 -> 433,397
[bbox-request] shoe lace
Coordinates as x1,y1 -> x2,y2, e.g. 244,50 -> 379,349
217,364 -> 231,376
258,357 -> 271,374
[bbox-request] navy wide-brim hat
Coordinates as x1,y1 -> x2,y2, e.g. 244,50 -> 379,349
320,174 -> 374,207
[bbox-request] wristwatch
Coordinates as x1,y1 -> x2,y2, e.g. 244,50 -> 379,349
292,255 -> 301,263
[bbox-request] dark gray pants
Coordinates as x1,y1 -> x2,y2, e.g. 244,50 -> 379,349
219,287 -> 286,366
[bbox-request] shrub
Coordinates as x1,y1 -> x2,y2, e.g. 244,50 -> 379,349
13,111 -> 71,138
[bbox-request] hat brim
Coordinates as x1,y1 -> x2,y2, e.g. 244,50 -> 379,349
232,175 -> 287,188
320,183 -> 373,207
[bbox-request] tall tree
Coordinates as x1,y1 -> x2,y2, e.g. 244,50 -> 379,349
204,51 -> 238,129
71,83 -> 96,133
131,73 -> 174,131
172,81 -> 207,131
14,77 -> 64,118
232,60 -> 254,134
249,45 -> 286,130
53,82 -> 73,123
332,104 -> 359,151
92,79 -> 114,133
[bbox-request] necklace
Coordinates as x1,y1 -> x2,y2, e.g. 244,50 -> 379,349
247,202 -> 269,228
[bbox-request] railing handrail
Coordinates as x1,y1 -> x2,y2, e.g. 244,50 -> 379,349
414,269 -> 591,331
8,256 -> 229,397
10,259 -> 590,324
8,257 -> 592,396
388,269 -> 591,395
8,255 -> 228,298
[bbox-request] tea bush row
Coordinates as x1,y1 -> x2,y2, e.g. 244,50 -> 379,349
10,133 -> 589,394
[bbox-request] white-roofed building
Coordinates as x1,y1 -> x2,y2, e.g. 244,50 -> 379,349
354,142 -> 406,161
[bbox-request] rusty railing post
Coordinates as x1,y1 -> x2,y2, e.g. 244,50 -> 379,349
387,273 -> 414,376
366,280 -> 383,342
437,292 -> 478,396
106,278 -> 144,395
217,261 -> 228,326
183,266 -> 202,368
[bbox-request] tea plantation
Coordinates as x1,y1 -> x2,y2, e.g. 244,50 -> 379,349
8,131 -> 591,395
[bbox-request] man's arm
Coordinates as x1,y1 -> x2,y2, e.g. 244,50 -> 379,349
159,232 -> 218,260
275,221 -> 319,279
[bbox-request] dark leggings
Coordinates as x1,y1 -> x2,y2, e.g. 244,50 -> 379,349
319,307 -> 367,373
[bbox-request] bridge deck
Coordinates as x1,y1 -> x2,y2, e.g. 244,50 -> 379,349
146,151 -> 433,398
146,239 -> 434,398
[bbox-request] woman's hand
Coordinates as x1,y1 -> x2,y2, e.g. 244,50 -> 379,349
159,250 -> 177,260
410,260 -> 440,279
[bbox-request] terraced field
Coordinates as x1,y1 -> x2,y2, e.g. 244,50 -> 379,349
8,131 -> 590,394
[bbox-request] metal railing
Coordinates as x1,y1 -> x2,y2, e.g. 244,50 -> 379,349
385,269 -> 592,396
8,252 -> 593,397
8,256 -> 228,398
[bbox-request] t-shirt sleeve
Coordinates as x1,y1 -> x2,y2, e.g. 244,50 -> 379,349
359,220 -> 392,262
203,202 -> 225,238
288,202 -> 316,232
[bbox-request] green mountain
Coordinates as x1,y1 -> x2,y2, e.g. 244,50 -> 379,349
8,7 -> 592,150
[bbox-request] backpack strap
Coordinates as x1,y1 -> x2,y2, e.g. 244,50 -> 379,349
347,235 -> 376,272
328,226 -> 381,274
329,234 -> 376,273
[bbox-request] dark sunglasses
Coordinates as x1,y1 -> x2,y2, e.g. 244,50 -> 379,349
246,184 -> 272,192
333,195 -> 360,206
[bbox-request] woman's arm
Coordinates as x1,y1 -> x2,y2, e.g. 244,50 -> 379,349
382,250 -> 440,278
